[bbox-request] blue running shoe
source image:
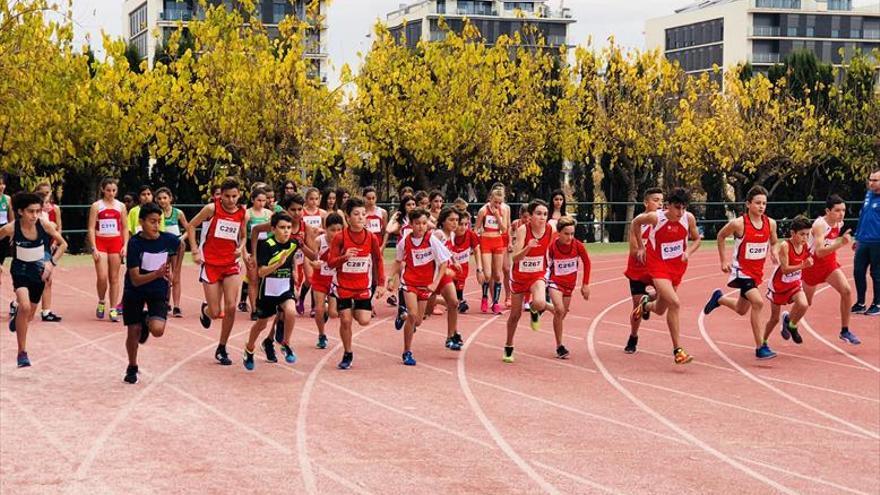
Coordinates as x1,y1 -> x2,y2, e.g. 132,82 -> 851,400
781,312 -> 791,340
16,351 -> 30,368
703,289 -> 723,315
394,308 -> 407,331
338,352 -> 353,370
316,334 -> 328,349
402,351 -> 416,366
274,318 -> 284,344
839,330 -> 861,345
756,344 -> 777,360
243,349 -> 255,371
865,305 -> 880,317
281,344 -> 297,364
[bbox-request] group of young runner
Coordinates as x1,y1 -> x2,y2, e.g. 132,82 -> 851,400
1,176 -> 873,382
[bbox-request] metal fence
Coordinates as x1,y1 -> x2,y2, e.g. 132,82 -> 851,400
46,200 -> 866,254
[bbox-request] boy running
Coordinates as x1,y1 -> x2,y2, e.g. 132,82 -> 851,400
764,216 -> 814,346
622,188 -> 663,354
310,213 -> 344,349
547,216 -> 591,359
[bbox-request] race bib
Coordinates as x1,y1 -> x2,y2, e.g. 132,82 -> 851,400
553,258 -> 578,276
781,270 -> 802,284
304,216 -> 322,228
0,210 -> 8,224
412,247 -> 434,267
214,218 -> 240,241
661,240 -> 684,260
342,255 -> 370,274
258,231 -> 269,240
141,251 -> 168,271
295,250 -> 304,264
98,218 -> 118,235
519,256 -> 545,273
319,262 -> 336,277
264,277 -> 290,297
165,224 -> 181,237
366,218 -> 382,233
16,245 -> 45,263
745,242 -> 768,260
454,249 -> 471,264
485,215 -> 499,229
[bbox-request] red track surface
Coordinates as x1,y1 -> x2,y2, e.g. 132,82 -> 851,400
2,249 -> 877,494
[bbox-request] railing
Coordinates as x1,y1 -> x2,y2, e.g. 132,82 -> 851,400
753,0 -> 801,9
827,0 -> 853,11
751,25 -> 781,36
160,8 -> 196,21
40,200 -> 866,254
752,52 -> 782,63
863,29 -> 880,40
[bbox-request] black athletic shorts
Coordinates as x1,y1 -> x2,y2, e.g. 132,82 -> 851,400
629,279 -> 649,297
727,277 -> 758,298
13,277 -> 45,304
122,290 -> 169,326
337,297 -> 372,312
257,291 -> 295,319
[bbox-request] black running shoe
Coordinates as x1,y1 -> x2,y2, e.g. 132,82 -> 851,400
556,345 -> 570,359
624,335 -> 638,354
262,337 -> 278,363
250,311 -> 259,321
123,365 -> 138,384
215,345 -> 232,365
172,306 -> 183,318
138,321 -> 150,344
453,332 -> 463,346
41,311 -> 62,322
394,307 -> 407,331
8,306 -> 16,333
851,303 -> 867,313
789,327 -> 803,345
458,300 -> 469,313
17,351 -> 30,368
199,302 -> 211,329
237,301 -> 249,313
243,349 -> 255,371
338,352 -> 353,370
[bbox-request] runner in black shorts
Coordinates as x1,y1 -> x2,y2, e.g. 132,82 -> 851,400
122,203 -> 180,384
243,212 -> 300,371
0,193 -> 67,368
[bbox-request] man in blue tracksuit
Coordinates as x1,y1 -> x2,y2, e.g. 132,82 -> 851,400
852,169 -> 880,316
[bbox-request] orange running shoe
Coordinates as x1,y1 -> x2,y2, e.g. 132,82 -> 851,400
674,347 -> 693,365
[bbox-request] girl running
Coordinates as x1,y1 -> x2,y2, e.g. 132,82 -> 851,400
1,193 -> 67,367
428,190 -> 444,225
327,197 -> 386,370
802,195 -> 859,344
310,213 -> 344,350
87,178 -> 129,323
450,209 -> 481,313
35,181 -> 62,323
300,188 -> 327,315
414,191 -> 430,210
548,189 -> 567,232
764,216 -> 814,346
320,187 -> 337,217
364,186 -> 388,238
547,216 -> 591,359
504,199 -> 555,363
241,188 -> 272,319
155,187 -> 189,317
428,207 -> 463,350
386,195 -> 416,311
389,208 -> 453,366
476,187 -> 509,314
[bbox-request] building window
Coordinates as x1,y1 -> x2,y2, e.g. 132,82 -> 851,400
755,0 -> 801,8
504,2 -> 534,12
131,32 -> 147,59
129,3 -> 147,36
273,0 -> 288,23
827,0 -> 852,11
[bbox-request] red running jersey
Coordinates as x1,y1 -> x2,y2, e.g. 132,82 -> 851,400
624,224 -> 651,283
548,239 -> 591,292
328,228 -> 385,298
512,225 -> 553,283
203,199 -> 245,266
95,200 -> 124,238
451,229 -> 480,282
731,214 -> 771,285
646,210 -> 690,284
768,240 -> 811,296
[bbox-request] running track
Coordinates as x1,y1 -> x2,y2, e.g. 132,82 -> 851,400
1,249 -> 877,494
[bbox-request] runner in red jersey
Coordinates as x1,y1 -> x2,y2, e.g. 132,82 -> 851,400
631,188 -> 701,365
87,178 -> 130,323
704,186 -> 779,360
309,213 -> 344,350
503,199 -> 556,364
388,209 -> 452,365
385,195 -> 417,311
450,209 -> 482,313
763,216 -> 814,346
622,188 -> 663,354
509,204 -> 534,310
297,188 -> 326,315
187,178 -> 248,366
476,187 -> 508,314
428,207 -> 463,351
327,197 -> 386,370
35,181 -> 62,322
802,195 -> 859,344
547,217 -> 591,359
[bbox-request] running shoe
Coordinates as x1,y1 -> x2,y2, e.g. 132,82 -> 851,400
703,289 -> 723,315
386,294 -> 398,307
172,307 -> 183,318
402,351 -> 417,366
274,318 -> 284,344
865,305 -> 880,317
262,337 -> 278,363
8,308 -> 16,333
109,308 -> 120,323
780,312 -> 792,340
502,346 -> 515,364
215,345 -> 232,365
673,347 -> 693,365
452,332 -> 463,347
755,344 -> 777,360
445,337 -> 462,351
491,302 -> 502,315
41,311 -> 62,322
631,295 -> 649,322
394,307 -> 407,331
281,344 -> 297,364
243,349 -> 255,371
17,351 -> 31,368
839,330 -> 861,345
480,297 -> 489,313
529,309 -> 540,331
123,364 -> 138,383
338,352 -> 353,370
250,310 -> 258,322
458,300 -> 469,313
237,301 -> 249,313
9,301 -> 17,318
296,298 -> 305,316
316,334 -> 328,349
624,335 -> 638,354
851,303 -> 867,313
115,305 -> 123,315
556,345 -> 570,359
523,301 -> 531,312
199,302 -> 211,329
96,301 -> 106,319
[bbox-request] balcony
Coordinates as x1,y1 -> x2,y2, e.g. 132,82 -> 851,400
865,29 -> 880,40
751,25 -> 781,36
752,52 -> 781,63
160,8 -> 195,21
752,0 -> 801,9
457,7 -> 498,16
